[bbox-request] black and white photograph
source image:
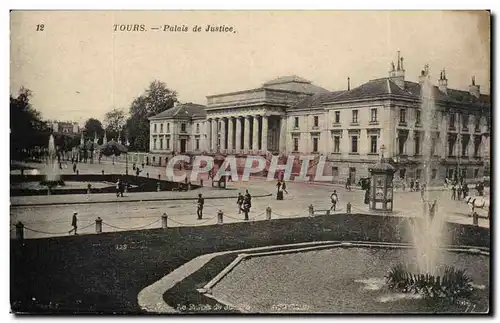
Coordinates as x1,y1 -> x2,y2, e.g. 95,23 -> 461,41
8,9 -> 491,315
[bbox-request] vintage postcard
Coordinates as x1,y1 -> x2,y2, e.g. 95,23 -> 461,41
9,10 -> 491,314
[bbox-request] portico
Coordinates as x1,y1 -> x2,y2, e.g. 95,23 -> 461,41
205,113 -> 283,155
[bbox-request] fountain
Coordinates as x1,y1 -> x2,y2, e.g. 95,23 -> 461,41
404,65 -> 447,275
388,65 -> 473,303
40,134 -> 65,190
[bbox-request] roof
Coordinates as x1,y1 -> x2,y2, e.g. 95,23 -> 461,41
291,90 -> 347,110
322,77 -> 490,107
262,75 -> 330,94
149,103 -> 207,120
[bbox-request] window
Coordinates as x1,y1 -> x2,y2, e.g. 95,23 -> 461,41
196,139 -> 200,150
449,114 -> 456,129
335,111 -> 340,123
432,169 -> 437,179
312,137 -> 319,152
196,124 -> 200,133
159,138 -> 163,150
332,167 -> 339,177
154,124 -> 157,133
448,138 -> 455,156
431,137 -> 437,156
166,138 -> 170,150
352,110 -> 359,123
474,168 -> 479,178
416,110 -> 421,125
160,124 -> 163,133
475,117 -> 481,131
462,137 -> 468,156
333,136 -> 340,153
415,134 -> 420,155
181,123 -> 186,132
371,108 -> 377,122
416,169 -> 422,180
474,137 -> 480,157
313,116 -> 319,128
370,136 -> 377,154
167,123 -> 170,132
153,139 -> 157,149
153,156 -> 156,163
462,115 -> 469,130
294,117 -> 299,128
349,167 -> 356,181
400,109 -> 406,123
351,135 -> 358,153
293,138 -> 299,152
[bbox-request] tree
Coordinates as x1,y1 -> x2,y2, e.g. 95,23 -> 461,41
126,80 -> 177,151
83,118 -> 104,141
10,87 -> 51,159
104,108 -> 126,142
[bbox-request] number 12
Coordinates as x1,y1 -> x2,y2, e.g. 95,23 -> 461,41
36,24 -> 45,31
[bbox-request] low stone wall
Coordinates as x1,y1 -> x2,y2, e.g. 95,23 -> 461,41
10,174 -> 201,196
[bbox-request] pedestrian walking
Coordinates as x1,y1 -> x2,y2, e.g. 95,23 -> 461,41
451,184 -> 456,200
116,179 -> 121,197
197,193 -> 204,219
237,193 -> 244,214
68,211 -> 78,235
330,190 -> 339,212
242,194 -> 251,220
415,179 -> 420,191
457,185 -> 462,200
463,184 -> 469,199
245,190 -> 252,207
345,177 -> 351,191
72,162 -> 77,174
281,181 -> 288,194
410,179 -> 414,192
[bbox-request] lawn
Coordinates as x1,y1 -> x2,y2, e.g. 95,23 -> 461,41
10,213 -> 490,314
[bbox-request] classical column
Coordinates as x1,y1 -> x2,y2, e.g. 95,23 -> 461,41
262,115 -> 268,152
211,118 -> 218,152
244,116 -> 251,152
235,117 -> 242,152
279,117 -> 287,153
220,118 -> 227,151
228,117 -> 234,153
252,115 -> 260,152
205,120 -> 211,152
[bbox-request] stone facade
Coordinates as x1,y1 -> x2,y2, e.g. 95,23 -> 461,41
148,54 -> 491,184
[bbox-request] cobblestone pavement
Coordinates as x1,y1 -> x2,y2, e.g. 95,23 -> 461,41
10,161 -> 489,239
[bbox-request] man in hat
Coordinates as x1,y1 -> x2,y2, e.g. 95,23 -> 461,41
68,211 -> 78,235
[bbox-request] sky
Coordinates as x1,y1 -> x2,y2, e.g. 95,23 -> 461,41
10,10 -> 490,125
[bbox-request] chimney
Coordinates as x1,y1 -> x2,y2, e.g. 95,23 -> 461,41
438,69 -> 448,93
388,51 -> 405,89
469,76 -> 480,99
419,64 -> 430,84
347,77 -> 350,91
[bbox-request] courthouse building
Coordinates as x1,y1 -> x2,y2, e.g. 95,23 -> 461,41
148,52 -> 490,184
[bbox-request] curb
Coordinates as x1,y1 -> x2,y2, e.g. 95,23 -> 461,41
10,193 -> 273,207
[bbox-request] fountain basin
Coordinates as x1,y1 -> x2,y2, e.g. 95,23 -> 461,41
201,244 -> 489,313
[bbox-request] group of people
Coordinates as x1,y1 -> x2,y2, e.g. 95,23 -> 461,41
237,190 -> 253,220
450,181 -> 469,200
196,190 -> 253,221
276,180 -> 288,200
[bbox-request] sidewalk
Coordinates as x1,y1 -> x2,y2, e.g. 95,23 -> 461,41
10,186 -> 272,207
